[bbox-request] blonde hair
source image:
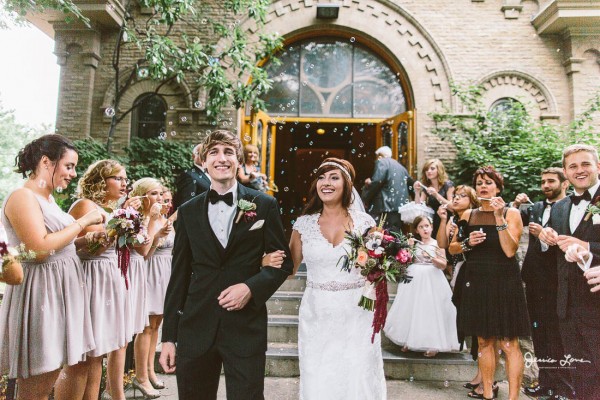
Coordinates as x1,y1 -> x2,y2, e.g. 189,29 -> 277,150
420,159 -> 448,186
131,177 -> 162,216
562,144 -> 599,167
76,159 -> 124,204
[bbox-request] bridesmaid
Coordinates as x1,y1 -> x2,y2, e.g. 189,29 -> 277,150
143,185 -> 176,390
0,134 -> 102,399
56,160 -> 141,400
129,178 -> 172,398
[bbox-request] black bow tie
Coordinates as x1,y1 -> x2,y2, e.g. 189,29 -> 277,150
208,190 -> 233,206
543,200 -> 555,208
570,191 -> 591,206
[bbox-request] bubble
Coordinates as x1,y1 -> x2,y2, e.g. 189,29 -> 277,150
38,180 -> 47,189
159,132 -> 167,140
478,352 -> 482,358
409,376 -> 414,382
181,116 -> 188,122
305,124 -> 310,128
244,135 -> 252,142
284,187 -> 289,192
309,141 -> 313,145
1,167 -> 9,174
194,100 -> 203,108
532,321 -> 539,328
55,186 -> 63,194
444,381 -> 449,388
169,106 -> 174,110
105,107 -> 115,117
168,121 -> 173,126
359,142 -> 364,148
350,37 -> 356,43
351,149 -> 356,154
137,68 -> 149,79
465,282 -> 470,287
556,48 -> 561,52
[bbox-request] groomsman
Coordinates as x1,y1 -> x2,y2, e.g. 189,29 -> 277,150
540,144 -> 600,400
512,167 -> 572,398
174,143 -> 212,209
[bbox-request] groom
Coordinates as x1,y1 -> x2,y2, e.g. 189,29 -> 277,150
160,130 -> 293,399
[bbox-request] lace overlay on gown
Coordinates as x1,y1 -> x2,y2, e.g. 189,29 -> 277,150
294,210 -> 386,400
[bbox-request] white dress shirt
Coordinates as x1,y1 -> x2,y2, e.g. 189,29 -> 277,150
570,181 -> 599,271
208,182 -> 238,248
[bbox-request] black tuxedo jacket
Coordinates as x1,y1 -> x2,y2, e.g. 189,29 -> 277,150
521,201 -> 558,286
162,184 -> 293,357
173,166 -> 211,209
548,186 -> 600,323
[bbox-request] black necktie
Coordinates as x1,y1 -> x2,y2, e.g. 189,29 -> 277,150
208,190 -> 233,206
570,191 -> 591,205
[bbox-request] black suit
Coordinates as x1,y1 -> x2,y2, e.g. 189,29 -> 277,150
162,184 -> 293,399
520,202 -> 572,397
548,187 -> 600,400
362,157 -> 412,230
173,166 -> 211,209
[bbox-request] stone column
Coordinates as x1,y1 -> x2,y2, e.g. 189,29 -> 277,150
53,21 -> 101,139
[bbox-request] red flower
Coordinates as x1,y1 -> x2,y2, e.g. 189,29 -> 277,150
395,249 -> 411,264
383,234 -> 395,242
368,249 -> 383,258
243,211 -> 257,223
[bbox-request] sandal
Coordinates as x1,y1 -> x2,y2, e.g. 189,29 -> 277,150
467,385 -> 498,399
463,382 -> 481,389
424,350 -> 438,357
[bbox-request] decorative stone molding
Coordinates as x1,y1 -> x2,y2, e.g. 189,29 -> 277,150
233,0 -> 455,112
53,21 -> 102,68
501,0 -> 524,19
478,70 -> 557,120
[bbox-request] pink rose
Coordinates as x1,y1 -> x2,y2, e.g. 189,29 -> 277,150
383,234 -> 395,242
395,249 -> 411,263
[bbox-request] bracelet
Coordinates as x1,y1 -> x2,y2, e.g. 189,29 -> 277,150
460,238 -> 472,253
496,223 -> 508,231
75,220 -> 85,231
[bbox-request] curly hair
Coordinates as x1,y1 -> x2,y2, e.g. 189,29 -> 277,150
76,160 -> 124,204
472,165 -> 504,194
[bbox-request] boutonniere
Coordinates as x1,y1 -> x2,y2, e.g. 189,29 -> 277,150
235,196 -> 258,223
584,195 -> 600,224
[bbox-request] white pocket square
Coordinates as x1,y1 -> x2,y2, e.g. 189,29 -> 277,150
249,220 -> 265,230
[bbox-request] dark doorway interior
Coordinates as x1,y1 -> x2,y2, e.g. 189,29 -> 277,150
273,122 -> 377,235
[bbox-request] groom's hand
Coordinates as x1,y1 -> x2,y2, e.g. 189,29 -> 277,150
159,342 -> 176,373
218,283 -> 252,311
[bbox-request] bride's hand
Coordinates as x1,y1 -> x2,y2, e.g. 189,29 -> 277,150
262,250 -> 286,268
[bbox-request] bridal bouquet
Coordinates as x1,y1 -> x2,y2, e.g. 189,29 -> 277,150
0,241 -> 36,285
340,216 -> 414,342
106,207 -> 147,289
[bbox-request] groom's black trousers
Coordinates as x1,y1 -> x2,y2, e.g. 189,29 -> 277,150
176,343 -> 266,400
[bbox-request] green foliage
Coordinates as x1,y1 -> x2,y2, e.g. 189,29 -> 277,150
0,102 -> 46,205
124,138 -> 194,189
431,85 -> 600,201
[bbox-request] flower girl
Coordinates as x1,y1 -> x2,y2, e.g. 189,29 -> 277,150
384,216 -> 459,357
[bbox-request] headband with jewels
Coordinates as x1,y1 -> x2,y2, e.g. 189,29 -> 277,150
318,161 -> 352,181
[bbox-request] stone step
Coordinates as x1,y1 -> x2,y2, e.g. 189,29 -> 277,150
265,342 -> 481,381
267,291 -> 396,315
277,273 -> 400,294
268,315 -> 402,347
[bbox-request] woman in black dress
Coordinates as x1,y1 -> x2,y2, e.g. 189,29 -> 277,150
449,166 -> 529,400
414,159 -> 454,237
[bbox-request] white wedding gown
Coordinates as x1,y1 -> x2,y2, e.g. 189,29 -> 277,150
293,210 -> 387,400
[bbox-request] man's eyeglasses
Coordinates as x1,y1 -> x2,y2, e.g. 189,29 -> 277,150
107,176 -> 129,185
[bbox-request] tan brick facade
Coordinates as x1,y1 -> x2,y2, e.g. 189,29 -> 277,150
35,0 -> 599,170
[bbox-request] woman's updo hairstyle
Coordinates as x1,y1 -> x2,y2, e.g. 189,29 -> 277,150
15,134 -> 76,178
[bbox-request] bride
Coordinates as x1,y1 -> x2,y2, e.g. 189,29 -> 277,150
271,157 -> 387,399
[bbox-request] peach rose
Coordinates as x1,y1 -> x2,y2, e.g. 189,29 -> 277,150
356,250 -> 369,266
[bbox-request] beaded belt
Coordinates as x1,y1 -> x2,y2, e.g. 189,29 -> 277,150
306,280 -> 364,292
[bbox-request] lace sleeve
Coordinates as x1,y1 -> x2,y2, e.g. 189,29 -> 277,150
351,210 -> 376,234
292,215 -> 310,236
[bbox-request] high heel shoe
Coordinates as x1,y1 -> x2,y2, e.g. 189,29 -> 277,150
463,382 -> 481,390
467,385 -> 498,399
131,377 -> 161,399
149,378 -> 165,390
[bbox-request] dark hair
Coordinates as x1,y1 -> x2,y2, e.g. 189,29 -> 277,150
472,166 -> 504,194
201,130 -> 243,165
412,215 -> 433,240
541,167 -> 566,182
15,134 -> 76,178
302,158 -> 356,215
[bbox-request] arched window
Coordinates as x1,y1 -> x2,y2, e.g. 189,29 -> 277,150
262,37 -> 406,118
131,93 -> 167,139
490,97 -> 522,115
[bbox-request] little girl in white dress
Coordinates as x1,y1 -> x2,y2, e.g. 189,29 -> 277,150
384,216 -> 459,357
